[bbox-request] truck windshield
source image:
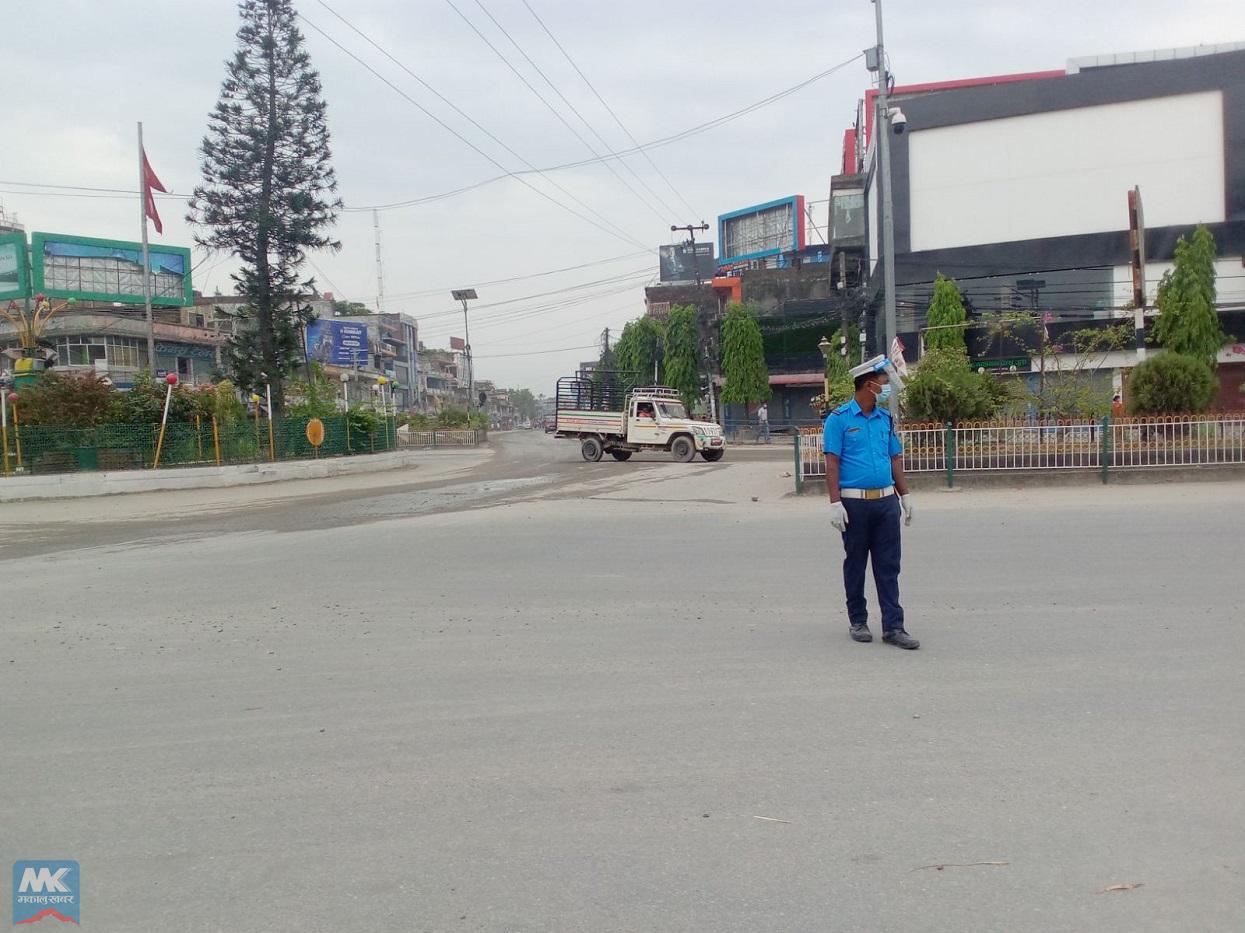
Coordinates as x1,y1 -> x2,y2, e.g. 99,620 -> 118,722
656,402 -> 688,420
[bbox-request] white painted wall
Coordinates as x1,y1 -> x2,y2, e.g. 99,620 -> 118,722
907,91 -> 1226,252
1110,258 -> 1245,308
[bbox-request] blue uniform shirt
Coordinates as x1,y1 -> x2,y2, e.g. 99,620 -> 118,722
823,398 -> 903,489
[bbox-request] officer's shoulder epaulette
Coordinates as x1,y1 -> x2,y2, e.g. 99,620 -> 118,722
830,402 -> 851,415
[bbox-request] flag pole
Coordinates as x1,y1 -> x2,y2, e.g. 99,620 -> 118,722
138,121 -> 156,373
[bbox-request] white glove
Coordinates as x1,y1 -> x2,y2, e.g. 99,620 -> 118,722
899,494 -> 913,526
829,500 -> 849,533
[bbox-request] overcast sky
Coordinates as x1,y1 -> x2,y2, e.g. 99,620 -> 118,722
4,0 -> 1242,391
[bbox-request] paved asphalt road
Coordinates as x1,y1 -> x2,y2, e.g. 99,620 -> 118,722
3,432 -> 1242,932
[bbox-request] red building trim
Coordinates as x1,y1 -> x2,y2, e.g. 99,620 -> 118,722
858,69 -> 1066,155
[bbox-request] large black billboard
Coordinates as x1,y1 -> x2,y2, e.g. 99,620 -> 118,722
659,242 -> 716,283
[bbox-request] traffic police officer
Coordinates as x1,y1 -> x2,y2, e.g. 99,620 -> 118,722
823,356 -> 918,649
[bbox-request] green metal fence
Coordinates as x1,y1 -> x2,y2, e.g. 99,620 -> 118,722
1,414 -> 399,476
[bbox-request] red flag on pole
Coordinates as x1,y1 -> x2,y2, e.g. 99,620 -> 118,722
142,148 -> 168,234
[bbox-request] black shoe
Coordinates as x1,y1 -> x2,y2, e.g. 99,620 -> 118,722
849,624 -> 873,643
882,630 -> 920,650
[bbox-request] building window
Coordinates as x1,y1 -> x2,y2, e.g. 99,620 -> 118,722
54,335 -> 147,369
831,191 -> 865,241
106,336 -> 146,369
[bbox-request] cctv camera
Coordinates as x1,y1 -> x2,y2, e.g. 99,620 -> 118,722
890,107 -> 907,135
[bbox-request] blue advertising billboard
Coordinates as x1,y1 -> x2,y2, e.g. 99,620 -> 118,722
305,319 -> 370,367
31,232 -> 193,306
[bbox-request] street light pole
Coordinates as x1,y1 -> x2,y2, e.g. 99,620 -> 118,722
451,289 -> 478,410
872,0 -> 899,416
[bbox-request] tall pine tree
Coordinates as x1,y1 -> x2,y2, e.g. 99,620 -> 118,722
662,305 -> 702,411
1151,225 -> 1225,369
720,302 -> 770,412
189,0 -> 341,413
924,273 -> 968,351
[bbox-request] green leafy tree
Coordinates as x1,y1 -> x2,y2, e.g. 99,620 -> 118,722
199,380 -> 248,424
821,323 -> 861,382
924,273 -> 968,351
720,302 -> 770,409
903,348 -> 1009,424
662,305 -> 702,410
285,371 -> 340,419
982,313 -> 1131,419
614,316 -> 665,388
1151,225 -> 1225,369
810,324 -> 860,413
107,371 -> 213,424
13,373 -> 117,427
1125,352 -> 1217,415
188,0 -> 342,415
509,388 -> 539,422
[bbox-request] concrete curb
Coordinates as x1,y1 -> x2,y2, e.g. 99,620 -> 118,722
0,449 -> 446,503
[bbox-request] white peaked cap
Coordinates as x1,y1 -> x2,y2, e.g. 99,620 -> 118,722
848,354 -> 891,380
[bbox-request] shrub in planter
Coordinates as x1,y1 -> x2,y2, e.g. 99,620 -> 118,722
1125,352 -> 1217,415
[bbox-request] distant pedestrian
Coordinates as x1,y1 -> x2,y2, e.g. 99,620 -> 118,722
1112,394 -> 1124,419
756,403 -> 770,444
823,356 -> 918,650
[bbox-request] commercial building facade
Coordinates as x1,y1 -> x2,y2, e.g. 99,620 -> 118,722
841,43 -> 1245,407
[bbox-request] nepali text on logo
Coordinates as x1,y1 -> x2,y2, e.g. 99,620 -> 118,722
12,861 -> 80,925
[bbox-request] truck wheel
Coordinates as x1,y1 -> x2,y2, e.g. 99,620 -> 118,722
700,449 -> 724,462
610,450 -> 633,461
671,436 -> 696,463
581,437 -> 604,462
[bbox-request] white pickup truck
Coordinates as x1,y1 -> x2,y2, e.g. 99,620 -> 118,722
554,378 -> 726,463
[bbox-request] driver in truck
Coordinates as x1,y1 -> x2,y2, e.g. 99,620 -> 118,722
636,402 -> 655,419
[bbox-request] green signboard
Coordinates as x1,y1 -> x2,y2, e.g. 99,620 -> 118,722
155,341 -> 217,361
0,232 -> 29,302
30,232 -> 193,307
973,356 -> 1031,373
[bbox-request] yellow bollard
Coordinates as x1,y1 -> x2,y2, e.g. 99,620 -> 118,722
251,394 -> 262,460
211,416 -> 222,466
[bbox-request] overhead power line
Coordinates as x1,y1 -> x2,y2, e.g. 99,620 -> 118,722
443,0 -> 670,224
418,275 -> 652,336
471,0 -> 681,221
519,0 -> 699,219
311,0 -> 650,250
1,54 -> 861,214
298,11 -> 650,250
372,248 -> 651,303
473,343 -> 596,359
418,278 -> 650,340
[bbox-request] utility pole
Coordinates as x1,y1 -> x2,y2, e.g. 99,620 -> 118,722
1017,278 -> 1047,395
670,223 -> 711,285
870,0 -> 899,417
1128,186 -> 1147,362
373,209 -> 385,313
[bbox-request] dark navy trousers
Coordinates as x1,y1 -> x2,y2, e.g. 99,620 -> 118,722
840,495 -> 904,633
